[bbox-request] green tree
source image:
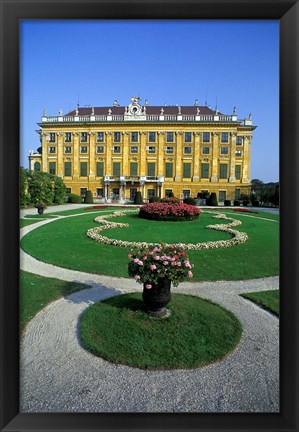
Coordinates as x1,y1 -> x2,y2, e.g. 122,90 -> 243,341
20,167 -> 30,207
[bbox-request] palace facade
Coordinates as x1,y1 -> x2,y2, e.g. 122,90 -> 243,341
28,97 -> 256,203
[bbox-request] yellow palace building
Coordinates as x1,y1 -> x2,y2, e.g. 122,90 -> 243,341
28,97 -> 256,204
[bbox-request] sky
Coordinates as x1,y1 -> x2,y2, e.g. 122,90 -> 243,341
20,20 -> 279,183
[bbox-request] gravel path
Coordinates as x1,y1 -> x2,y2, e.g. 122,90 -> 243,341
19,212 -> 279,413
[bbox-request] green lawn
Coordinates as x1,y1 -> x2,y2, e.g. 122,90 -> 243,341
20,270 -> 89,334
241,290 -> 279,316
80,292 -> 243,369
21,210 -> 279,281
20,219 -> 41,228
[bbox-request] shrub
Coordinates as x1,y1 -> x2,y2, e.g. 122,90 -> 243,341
161,197 -> 180,204
69,193 -> 82,204
148,196 -> 161,203
183,197 -> 197,206
243,200 -> 250,207
224,200 -> 231,206
207,192 -> 218,206
139,202 -> 201,221
84,190 -> 94,204
251,200 -> 260,207
134,191 -> 144,205
233,200 -> 240,206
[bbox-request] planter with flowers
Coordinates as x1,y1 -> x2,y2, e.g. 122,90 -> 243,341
128,244 -> 193,317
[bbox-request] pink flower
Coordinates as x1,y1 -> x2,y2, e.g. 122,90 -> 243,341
188,271 -> 193,278
185,261 -> 191,268
134,275 -> 141,281
154,256 -> 160,260
145,284 -> 152,289
171,262 -> 176,266
143,256 -> 148,260
128,253 -> 132,258
150,264 -> 157,270
163,261 -> 169,266
157,269 -> 161,273
176,262 -> 181,267
133,258 -> 139,263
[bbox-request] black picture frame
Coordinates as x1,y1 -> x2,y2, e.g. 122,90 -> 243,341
0,1 -> 298,431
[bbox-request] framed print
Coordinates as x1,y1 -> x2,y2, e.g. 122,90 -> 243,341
0,0 -> 298,431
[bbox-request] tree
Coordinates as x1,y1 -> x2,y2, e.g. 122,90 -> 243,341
20,167 -> 30,207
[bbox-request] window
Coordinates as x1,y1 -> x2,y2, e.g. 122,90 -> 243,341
235,165 -> 241,180
203,132 -> 210,142
81,132 -> 88,142
236,136 -> 243,145
130,188 -> 137,201
220,147 -> 229,155
130,146 -> 138,154
147,162 -> 156,177
235,188 -> 241,200
96,146 -> 104,153
96,188 -> 104,198
236,150 -> 242,157
114,132 -> 121,142
49,133 -> 55,142
166,132 -> 174,142
183,190 -> 190,199
130,162 -> 138,176
96,162 -> 104,177
80,188 -> 87,198
165,146 -> 173,154
49,162 -> 56,175
97,132 -> 104,142
165,189 -> 173,197
66,188 -> 71,194
219,191 -> 227,202
221,132 -> 229,143
64,146 -> 72,153
184,132 -> 192,142
113,162 -> 121,176
148,189 -> 155,198
113,146 -> 121,153
202,147 -> 210,155
184,146 -> 192,154
148,146 -> 156,153
148,132 -> 156,143
183,163 -> 191,178
131,132 -> 139,142
65,132 -> 71,142
201,163 -> 209,178
219,163 -> 228,179
165,162 -> 173,177
49,146 -> 56,154
34,162 -> 40,171
64,161 -> 72,176
80,162 -> 88,176
80,146 -> 88,153
112,188 -> 119,200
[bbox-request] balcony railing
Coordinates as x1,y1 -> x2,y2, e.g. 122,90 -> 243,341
104,175 -> 164,183
41,113 -> 251,125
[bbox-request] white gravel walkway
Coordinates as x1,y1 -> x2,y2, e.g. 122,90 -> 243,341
19,210 -> 279,413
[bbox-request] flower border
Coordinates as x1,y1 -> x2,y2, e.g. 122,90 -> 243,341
86,209 -> 248,250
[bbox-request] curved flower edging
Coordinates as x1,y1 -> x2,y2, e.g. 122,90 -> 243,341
86,209 -> 248,250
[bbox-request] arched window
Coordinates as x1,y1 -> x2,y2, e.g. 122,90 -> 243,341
34,161 -> 41,171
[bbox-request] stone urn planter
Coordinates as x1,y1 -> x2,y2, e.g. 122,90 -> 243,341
35,202 -> 47,215
142,278 -> 171,317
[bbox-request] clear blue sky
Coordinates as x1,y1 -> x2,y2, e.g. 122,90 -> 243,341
20,20 -> 279,182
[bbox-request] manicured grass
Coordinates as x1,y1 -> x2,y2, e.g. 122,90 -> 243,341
24,214 -> 59,219
241,290 -> 279,316
20,219 -> 41,227
49,206 -> 119,216
21,210 -> 279,281
20,270 -> 89,334
80,292 -> 243,370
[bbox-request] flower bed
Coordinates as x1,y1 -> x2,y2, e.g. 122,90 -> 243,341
232,208 -> 260,214
139,202 -> 201,221
86,210 -> 249,250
